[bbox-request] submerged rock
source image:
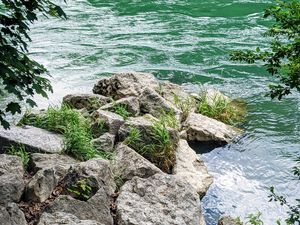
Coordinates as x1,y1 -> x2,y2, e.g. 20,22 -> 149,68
63,93 -> 109,111
173,139 -> 213,197
183,112 -> 241,143
0,203 -> 27,225
38,212 -> 104,225
114,143 -> 162,182
0,155 -> 25,204
93,72 -> 159,99
117,173 -> 205,225
0,126 -> 64,154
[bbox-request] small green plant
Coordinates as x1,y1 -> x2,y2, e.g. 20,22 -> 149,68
173,94 -> 196,121
196,94 -> 245,125
246,212 -> 264,225
112,103 -> 131,120
124,126 -> 141,146
8,145 -> 29,169
67,179 -> 93,201
113,171 -> 125,190
159,110 -> 179,130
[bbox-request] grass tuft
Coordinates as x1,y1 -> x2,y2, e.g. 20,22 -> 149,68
111,103 -> 131,120
19,105 -> 111,161
196,94 -> 246,125
8,145 -> 29,169
173,94 -> 196,121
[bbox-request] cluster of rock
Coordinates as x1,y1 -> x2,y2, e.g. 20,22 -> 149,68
0,72 -> 241,225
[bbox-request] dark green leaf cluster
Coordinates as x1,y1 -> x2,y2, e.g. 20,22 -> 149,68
230,1 -> 300,100
0,0 -> 66,129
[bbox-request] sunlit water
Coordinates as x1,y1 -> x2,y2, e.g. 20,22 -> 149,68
11,0 -> 300,224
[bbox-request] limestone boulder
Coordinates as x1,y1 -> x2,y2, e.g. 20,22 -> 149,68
114,143 -> 162,181
0,126 -> 64,154
24,168 -> 58,203
29,153 -> 78,175
38,212 -> 104,225
45,188 -> 113,225
183,113 -> 241,143
100,97 -> 140,116
117,173 -> 205,225
91,133 -> 115,153
139,87 -> 182,120
93,72 -> 159,99
0,203 -> 27,225
63,93 -> 109,111
159,81 -> 191,104
173,140 -> 213,197
92,110 -> 124,136
64,158 -> 116,195
0,155 -> 25,204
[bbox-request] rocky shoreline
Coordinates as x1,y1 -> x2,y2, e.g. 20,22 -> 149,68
0,72 -> 242,225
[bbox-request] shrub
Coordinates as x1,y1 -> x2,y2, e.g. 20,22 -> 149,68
196,94 -> 246,125
8,145 -> 29,169
112,103 -> 131,120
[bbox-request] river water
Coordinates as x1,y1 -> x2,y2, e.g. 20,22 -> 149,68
26,0 -> 300,224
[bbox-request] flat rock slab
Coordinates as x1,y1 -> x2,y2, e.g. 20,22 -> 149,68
183,113 -> 241,144
0,126 -> 64,154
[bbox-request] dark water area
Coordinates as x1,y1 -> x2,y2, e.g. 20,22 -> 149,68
13,0 -> 300,224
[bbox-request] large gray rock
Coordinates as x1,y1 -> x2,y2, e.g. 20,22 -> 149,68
202,89 -> 230,107
93,72 -> 159,99
0,155 -> 25,204
0,126 -> 64,154
159,81 -> 191,104
64,158 -> 116,195
173,140 -> 213,197
139,87 -> 182,120
218,216 -> 243,225
0,203 -> 27,225
38,212 -> 104,225
117,173 -> 205,225
91,133 -> 115,153
24,153 -> 78,203
118,115 -> 179,148
45,189 -> 113,225
92,110 -> 124,136
63,93 -> 109,111
29,153 -> 78,174
114,143 -> 162,181
183,113 -> 241,143
100,97 -> 140,116
24,168 -> 58,203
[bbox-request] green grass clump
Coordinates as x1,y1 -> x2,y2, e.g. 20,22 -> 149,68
8,145 -> 29,169
196,95 -> 246,125
159,110 -> 179,130
173,94 -> 196,121
19,105 -> 104,161
66,179 -> 94,201
111,103 -> 131,120
124,120 -> 176,173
